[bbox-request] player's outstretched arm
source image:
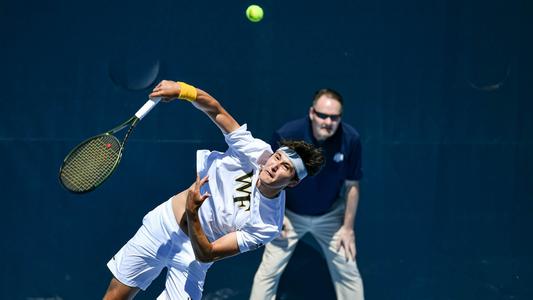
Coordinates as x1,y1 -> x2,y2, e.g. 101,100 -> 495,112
149,80 -> 240,134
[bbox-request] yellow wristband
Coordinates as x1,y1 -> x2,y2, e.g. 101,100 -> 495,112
177,81 -> 197,102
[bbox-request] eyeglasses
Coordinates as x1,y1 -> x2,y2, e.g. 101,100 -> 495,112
312,107 -> 341,121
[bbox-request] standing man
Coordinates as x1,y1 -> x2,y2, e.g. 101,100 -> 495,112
250,88 -> 364,299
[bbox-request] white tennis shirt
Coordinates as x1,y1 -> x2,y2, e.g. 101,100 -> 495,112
196,124 -> 285,253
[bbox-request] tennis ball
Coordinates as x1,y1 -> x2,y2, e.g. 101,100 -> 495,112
246,5 -> 264,22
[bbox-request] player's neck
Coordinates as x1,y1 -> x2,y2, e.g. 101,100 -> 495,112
256,179 -> 281,199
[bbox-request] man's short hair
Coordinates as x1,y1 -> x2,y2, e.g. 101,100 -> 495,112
312,88 -> 343,106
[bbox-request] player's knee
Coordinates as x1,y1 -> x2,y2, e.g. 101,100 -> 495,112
102,287 -> 122,300
103,289 -> 132,300
102,289 -> 120,300
103,278 -> 138,300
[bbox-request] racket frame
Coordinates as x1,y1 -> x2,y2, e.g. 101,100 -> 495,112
59,116 -> 139,193
59,98 -> 159,193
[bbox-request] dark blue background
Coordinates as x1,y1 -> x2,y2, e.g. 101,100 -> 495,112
1,0 -> 532,299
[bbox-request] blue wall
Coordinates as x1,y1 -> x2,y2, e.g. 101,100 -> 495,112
1,0 -> 532,299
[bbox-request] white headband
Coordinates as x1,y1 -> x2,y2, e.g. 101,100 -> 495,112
278,146 -> 308,180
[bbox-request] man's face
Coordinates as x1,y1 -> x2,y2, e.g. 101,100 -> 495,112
259,151 -> 299,190
309,95 -> 342,141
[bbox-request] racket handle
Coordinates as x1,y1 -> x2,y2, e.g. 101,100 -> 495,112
135,97 -> 161,120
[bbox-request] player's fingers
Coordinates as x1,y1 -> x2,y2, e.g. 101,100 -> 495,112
201,192 -> 210,201
162,80 -> 176,90
199,175 -> 209,186
194,173 -> 202,188
150,91 -> 171,101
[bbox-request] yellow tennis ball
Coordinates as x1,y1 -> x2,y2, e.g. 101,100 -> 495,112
246,5 -> 264,22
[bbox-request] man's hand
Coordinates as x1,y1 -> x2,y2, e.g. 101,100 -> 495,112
335,226 -> 356,261
149,80 -> 181,102
186,174 -> 210,212
280,216 -> 292,239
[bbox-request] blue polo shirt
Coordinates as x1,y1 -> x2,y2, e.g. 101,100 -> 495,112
270,117 -> 363,216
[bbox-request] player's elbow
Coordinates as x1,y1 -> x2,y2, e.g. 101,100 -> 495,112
192,247 -> 216,263
195,253 -> 215,263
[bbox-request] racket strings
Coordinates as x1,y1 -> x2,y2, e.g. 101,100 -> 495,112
60,135 -> 121,192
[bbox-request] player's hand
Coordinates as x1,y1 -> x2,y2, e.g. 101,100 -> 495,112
335,226 -> 356,261
186,174 -> 210,212
149,80 -> 181,102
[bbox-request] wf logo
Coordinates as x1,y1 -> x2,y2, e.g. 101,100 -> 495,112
234,171 -> 253,211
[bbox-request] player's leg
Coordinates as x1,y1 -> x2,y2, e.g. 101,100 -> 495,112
250,210 -> 309,300
159,262 -> 209,300
159,228 -> 211,300
311,201 -> 364,300
104,200 -> 175,299
104,236 -> 165,300
103,277 -> 140,300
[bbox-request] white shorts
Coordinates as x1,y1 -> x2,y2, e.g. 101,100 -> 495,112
107,199 -> 212,300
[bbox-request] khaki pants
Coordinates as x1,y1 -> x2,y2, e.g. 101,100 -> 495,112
250,201 -> 364,300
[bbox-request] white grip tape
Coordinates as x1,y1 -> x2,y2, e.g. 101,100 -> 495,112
135,98 -> 161,120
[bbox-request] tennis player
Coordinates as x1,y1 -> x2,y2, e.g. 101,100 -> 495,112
103,80 -> 324,300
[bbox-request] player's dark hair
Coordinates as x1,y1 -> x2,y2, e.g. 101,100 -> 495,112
279,140 -> 325,179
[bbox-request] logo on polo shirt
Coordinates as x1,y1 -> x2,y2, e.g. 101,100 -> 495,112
333,152 -> 344,163
234,171 -> 253,211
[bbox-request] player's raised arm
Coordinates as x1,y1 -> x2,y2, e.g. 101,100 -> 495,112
149,80 -> 240,134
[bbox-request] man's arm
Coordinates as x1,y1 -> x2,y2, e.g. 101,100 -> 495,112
335,180 -> 360,261
185,174 -> 241,263
149,80 -> 240,134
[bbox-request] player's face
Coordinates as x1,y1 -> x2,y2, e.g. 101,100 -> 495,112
309,95 -> 342,141
259,151 -> 298,190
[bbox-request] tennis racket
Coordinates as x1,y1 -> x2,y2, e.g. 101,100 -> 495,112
59,98 -> 160,193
